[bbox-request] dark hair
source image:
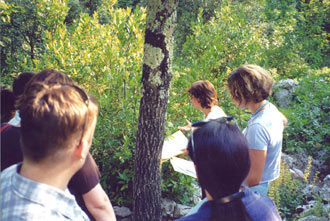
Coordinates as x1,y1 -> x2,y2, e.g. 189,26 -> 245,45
188,80 -> 218,109
188,120 -> 251,221
1,87 -> 15,123
13,72 -> 36,98
28,69 -> 75,86
227,65 -> 273,106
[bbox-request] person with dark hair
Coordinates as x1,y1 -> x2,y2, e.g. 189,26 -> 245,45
8,71 -> 36,126
1,87 -> 16,124
178,80 -> 226,132
227,64 -> 287,196
177,118 -> 281,221
1,69 -> 116,221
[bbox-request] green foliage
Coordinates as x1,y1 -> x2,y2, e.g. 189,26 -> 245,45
282,68 -> 330,160
0,0 -> 69,75
32,2 -> 145,206
177,0 -> 330,80
299,194 -> 330,219
295,0 -> 330,67
268,162 -> 305,220
161,161 -> 197,206
174,0 -> 221,57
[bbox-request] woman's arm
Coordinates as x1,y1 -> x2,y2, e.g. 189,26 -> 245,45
279,112 -> 288,128
83,183 -> 117,221
245,149 -> 267,187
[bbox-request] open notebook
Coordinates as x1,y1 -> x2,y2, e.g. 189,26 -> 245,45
161,131 -> 196,178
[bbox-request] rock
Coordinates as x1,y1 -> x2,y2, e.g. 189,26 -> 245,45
161,198 -> 176,217
191,183 -> 202,205
322,174 -> 330,188
298,215 -> 328,221
113,206 -> 132,218
291,168 -> 305,180
273,79 -> 298,108
173,204 -> 191,218
296,201 -> 317,214
281,153 -> 295,169
320,183 -> 330,202
302,184 -> 321,198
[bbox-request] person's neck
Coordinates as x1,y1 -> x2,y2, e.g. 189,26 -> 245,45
19,159 -> 76,191
205,190 -> 213,201
247,100 -> 268,115
202,106 -> 214,118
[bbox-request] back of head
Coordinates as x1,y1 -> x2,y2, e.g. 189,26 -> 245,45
29,69 -> 75,86
13,72 -> 36,99
18,71 -> 98,162
188,80 -> 218,108
188,119 -> 250,220
1,87 -> 15,123
227,64 -> 273,105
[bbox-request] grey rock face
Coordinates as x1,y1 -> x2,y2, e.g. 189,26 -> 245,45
272,79 -> 298,108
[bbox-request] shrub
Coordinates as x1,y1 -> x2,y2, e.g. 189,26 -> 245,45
268,162 -> 305,220
282,68 -> 330,162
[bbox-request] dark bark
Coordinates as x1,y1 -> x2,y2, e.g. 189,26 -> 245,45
133,0 -> 178,220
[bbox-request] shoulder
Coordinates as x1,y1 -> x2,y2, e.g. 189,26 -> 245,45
2,204 -> 78,221
206,106 -> 226,120
243,188 -> 281,220
1,164 -> 17,181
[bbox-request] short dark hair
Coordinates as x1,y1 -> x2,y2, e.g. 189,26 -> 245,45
28,69 -> 75,85
1,87 -> 15,124
227,65 -> 273,106
188,80 -> 218,108
13,72 -> 36,98
188,120 -> 251,220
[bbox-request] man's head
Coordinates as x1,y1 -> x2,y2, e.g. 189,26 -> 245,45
28,69 -> 75,86
13,72 -> 36,100
1,87 -> 15,123
188,80 -> 218,109
227,64 -> 273,107
18,71 -> 98,165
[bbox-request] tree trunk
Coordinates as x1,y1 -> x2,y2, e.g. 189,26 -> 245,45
133,0 -> 178,220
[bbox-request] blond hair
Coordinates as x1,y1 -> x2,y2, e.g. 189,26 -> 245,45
18,82 -> 98,162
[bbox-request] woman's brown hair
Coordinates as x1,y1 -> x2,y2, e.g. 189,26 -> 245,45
188,80 -> 218,109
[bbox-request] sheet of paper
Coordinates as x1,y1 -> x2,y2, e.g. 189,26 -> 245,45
161,131 -> 188,160
170,157 -> 196,178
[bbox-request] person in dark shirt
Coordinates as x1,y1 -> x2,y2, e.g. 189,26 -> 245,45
1,87 -> 16,124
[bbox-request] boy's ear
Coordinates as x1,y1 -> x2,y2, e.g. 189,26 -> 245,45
74,141 -> 86,161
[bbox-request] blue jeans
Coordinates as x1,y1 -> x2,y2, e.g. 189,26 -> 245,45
249,182 -> 270,196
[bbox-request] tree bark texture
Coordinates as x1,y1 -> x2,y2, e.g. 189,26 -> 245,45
133,0 -> 178,220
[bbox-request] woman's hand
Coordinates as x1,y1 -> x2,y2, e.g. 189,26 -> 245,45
178,119 -> 192,132
181,148 -> 189,156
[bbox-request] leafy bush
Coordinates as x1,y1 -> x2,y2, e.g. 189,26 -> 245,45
282,68 -> 330,161
268,162 -> 305,220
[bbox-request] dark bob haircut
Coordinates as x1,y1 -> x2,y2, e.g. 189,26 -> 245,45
188,119 -> 251,220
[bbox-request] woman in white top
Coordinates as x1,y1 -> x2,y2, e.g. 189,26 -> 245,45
178,80 -> 226,132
